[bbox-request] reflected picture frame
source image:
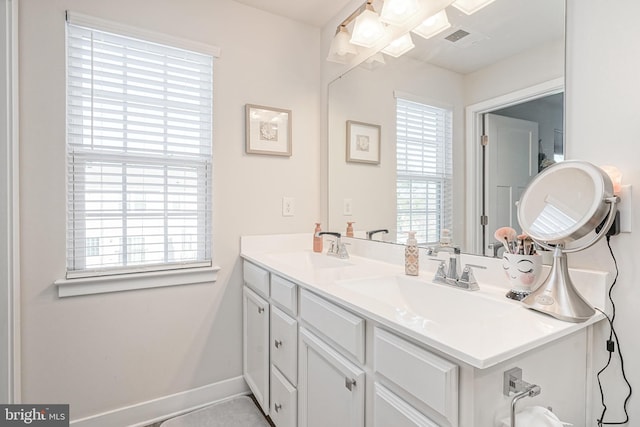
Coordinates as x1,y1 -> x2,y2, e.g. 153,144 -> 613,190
245,104 -> 292,156
346,120 -> 381,164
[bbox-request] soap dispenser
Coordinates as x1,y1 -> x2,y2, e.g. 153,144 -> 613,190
346,221 -> 355,237
313,223 -> 323,253
405,231 -> 419,276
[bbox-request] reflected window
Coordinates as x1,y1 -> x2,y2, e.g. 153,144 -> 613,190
396,98 -> 453,245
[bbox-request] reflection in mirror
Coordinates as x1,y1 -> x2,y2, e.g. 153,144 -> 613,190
327,0 -> 565,256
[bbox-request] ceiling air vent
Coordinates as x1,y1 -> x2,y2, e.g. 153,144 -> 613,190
445,29 -> 471,43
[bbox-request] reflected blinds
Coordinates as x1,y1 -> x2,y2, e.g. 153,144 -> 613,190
66,21 -> 213,277
396,98 -> 453,245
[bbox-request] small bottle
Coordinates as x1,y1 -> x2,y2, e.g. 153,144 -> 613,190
440,229 -> 452,247
313,223 -> 323,253
405,231 -> 419,276
346,221 -> 355,237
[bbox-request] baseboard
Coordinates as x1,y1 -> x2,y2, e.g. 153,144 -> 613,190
70,376 -> 250,427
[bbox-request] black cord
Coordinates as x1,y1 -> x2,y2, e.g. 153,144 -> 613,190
596,235 -> 632,426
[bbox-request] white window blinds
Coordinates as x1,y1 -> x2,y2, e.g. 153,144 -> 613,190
396,98 -> 453,245
66,19 -> 213,277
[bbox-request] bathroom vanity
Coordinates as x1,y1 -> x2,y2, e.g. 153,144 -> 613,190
241,234 -> 607,427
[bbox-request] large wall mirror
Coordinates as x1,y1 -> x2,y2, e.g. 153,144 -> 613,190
327,0 -> 565,256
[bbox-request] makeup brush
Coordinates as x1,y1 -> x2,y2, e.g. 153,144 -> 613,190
517,233 -> 528,255
494,227 -> 517,254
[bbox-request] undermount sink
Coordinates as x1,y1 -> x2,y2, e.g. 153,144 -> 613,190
335,275 -> 518,328
265,250 -> 354,269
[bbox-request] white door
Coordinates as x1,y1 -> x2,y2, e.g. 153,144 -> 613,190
298,327 -> 365,427
485,114 -> 539,253
243,286 -> 270,415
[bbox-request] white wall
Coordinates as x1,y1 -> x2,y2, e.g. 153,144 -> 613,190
464,39 -> 565,106
18,0 -> 320,422
566,0 -> 640,422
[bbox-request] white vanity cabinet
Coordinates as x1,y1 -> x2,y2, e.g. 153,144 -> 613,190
243,261 -> 299,426
242,252 -> 592,427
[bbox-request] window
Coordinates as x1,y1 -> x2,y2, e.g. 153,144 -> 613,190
396,97 -> 453,245
66,16 -> 214,278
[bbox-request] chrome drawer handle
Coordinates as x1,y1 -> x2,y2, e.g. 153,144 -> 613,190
274,339 -> 283,348
274,403 -> 282,412
345,377 -> 356,391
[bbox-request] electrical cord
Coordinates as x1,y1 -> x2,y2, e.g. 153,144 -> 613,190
595,235 -> 632,426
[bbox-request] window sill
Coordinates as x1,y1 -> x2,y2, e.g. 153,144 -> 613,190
55,265 -> 221,298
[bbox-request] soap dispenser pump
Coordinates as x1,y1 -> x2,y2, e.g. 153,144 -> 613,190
313,223 -> 323,253
405,231 -> 419,276
346,221 -> 355,237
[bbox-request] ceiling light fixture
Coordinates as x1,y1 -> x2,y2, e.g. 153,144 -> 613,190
326,0 -> 454,66
450,0 -> 497,15
327,25 -> 359,63
412,9 -> 451,40
380,0 -> 420,26
350,2 -> 387,48
382,33 -> 415,58
360,52 -> 386,70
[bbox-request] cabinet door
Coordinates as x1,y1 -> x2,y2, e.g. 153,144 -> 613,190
298,327 -> 364,427
243,286 -> 270,415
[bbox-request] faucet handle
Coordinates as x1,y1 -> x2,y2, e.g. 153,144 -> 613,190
459,264 -> 486,285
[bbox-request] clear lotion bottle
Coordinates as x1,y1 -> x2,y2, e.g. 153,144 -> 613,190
405,231 -> 419,276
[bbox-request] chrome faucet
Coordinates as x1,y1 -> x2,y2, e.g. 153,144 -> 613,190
366,229 -> 389,240
316,232 -> 349,259
427,246 -> 485,291
489,241 -> 505,258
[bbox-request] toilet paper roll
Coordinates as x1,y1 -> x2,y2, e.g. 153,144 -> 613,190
499,406 -> 572,427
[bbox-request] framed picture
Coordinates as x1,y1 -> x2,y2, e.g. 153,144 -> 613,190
245,104 -> 292,156
346,120 -> 381,164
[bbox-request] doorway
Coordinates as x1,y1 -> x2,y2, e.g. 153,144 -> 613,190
464,78 -> 565,255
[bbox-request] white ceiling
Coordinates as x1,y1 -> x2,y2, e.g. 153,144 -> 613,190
233,0 -> 564,75
233,0 -> 352,28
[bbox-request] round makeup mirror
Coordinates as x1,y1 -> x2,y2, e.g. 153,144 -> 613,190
517,160 -> 619,322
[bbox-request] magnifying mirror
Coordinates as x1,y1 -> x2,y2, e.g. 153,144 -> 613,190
517,160 -> 619,322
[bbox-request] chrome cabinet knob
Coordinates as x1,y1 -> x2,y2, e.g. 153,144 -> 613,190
274,403 -> 282,412
274,339 -> 283,348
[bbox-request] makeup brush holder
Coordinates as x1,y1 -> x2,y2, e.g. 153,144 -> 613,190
503,253 -> 543,301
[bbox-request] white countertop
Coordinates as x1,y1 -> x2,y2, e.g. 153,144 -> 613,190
240,233 -> 607,369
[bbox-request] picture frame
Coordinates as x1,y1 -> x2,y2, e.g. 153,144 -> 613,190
346,120 -> 381,164
245,104 -> 292,156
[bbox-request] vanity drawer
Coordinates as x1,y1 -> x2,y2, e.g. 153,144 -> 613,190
374,328 -> 458,423
271,274 -> 298,316
243,261 -> 269,297
271,305 -> 298,385
270,366 -> 297,427
300,289 -> 365,363
374,383 -> 439,427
